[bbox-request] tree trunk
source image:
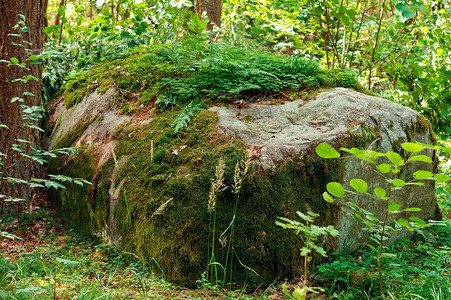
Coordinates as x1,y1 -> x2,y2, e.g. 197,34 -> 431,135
194,0 -> 222,30
0,0 -> 45,212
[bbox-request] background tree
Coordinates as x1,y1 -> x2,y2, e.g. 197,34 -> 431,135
194,0 -> 222,30
0,0 -> 45,212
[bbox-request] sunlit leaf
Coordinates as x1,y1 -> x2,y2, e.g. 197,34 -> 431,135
326,182 -> 345,197
316,143 -> 340,159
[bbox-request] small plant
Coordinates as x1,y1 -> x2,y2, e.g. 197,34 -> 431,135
206,157 -> 226,286
171,99 -> 207,134
316,141 -> 450,296
276,211 -> 339,299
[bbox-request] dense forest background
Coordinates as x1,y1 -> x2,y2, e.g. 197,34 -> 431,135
0,0 -> 450,299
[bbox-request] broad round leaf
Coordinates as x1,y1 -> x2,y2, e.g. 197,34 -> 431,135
395,3 -> 407,11
316,143 -> 340,159
376,163 -> 391,174
409,155 -> 432,163
402,142 -> 424,153
387,151 -> 404,167
392,179 -> 405,187
374,187 -> 386,199
388,202 -> 400,213
323,191 -> 334,203
434,174 -> 451,182
10,57 -> 19,64
350,178 -> 368,193
402,10 -> 416,19
413,170 -> 433,180
327,182 -> 345,197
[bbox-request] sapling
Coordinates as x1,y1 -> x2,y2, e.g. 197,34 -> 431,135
276,211 -> 339,299
316,141 -> 450,296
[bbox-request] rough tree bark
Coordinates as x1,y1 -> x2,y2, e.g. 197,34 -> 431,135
194,0 -> 222,30
0,0 -> 45,212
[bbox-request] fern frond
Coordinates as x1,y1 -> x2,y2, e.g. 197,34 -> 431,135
171,100 -> 207,134
156,90 -> 179,108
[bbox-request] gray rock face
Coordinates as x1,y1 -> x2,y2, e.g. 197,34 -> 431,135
211,87 -> 440,251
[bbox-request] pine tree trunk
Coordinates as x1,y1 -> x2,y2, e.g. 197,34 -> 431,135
194,0 -> 222,30
0,0 -> 45,212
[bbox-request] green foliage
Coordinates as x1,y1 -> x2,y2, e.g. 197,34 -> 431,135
58,36 -> 362,111
276,212 -> 339,299
221,0 -> 451,138
276,211 -> 339,258
316,223 -> 451,299
171,100 -> 207,134
316,141 -> 450,296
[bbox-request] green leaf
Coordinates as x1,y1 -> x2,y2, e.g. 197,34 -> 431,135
434,174 -> 451,182
23,91 -> 35,96
387,151 -> 404,167
363,221 -> 374,228
10,57 -> 19,64
407,182 -> 424,186
374,187 -> 386,199
316,143 -> 340,159
323,191 -> 334,203
326,182 -> 345,197
402,10 -> 416,19
388,203 -> 400,213
350,178 -> 368,193
397,218 -> 409,227
395,2 -> 407,11
402,142 -> 424,153
409,155 -> 432,163
409,216 -> 426,224
392,179 -> 405,187
58,6 -> 66,16
413,170 -> 433,180
55,257 -> 80,266
44,26 -> 54,34
403,207 -> 421,212
376,163 -> 391,173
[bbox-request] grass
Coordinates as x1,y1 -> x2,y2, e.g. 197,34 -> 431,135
1,205 -> 450,299
0,207 -> 273,299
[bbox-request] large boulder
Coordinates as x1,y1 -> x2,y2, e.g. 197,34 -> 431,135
47,87 -> 441,288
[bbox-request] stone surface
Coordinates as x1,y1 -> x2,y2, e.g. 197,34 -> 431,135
210,87 -> 440,251
211,88 -> 427,170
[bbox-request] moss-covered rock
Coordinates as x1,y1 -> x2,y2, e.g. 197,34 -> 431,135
46,43 -> 440,290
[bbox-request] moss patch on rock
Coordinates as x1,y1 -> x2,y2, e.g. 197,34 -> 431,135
56,39 -> 364,109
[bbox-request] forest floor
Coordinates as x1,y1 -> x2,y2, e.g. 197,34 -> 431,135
1,202 -> 450,299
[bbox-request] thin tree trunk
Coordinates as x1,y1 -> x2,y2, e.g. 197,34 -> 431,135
194,0 -> 222,30
0,0 -> 45,212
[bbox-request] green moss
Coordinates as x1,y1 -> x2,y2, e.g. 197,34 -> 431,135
48,148 -> 109,234
56,39 -> 362,110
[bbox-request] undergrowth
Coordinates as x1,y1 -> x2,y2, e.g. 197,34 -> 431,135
315,222 -> 451,300
0,209 -> 262,299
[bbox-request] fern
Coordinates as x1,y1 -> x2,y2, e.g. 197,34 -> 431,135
156,90 -> 179,108
171,100 -> 207,134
